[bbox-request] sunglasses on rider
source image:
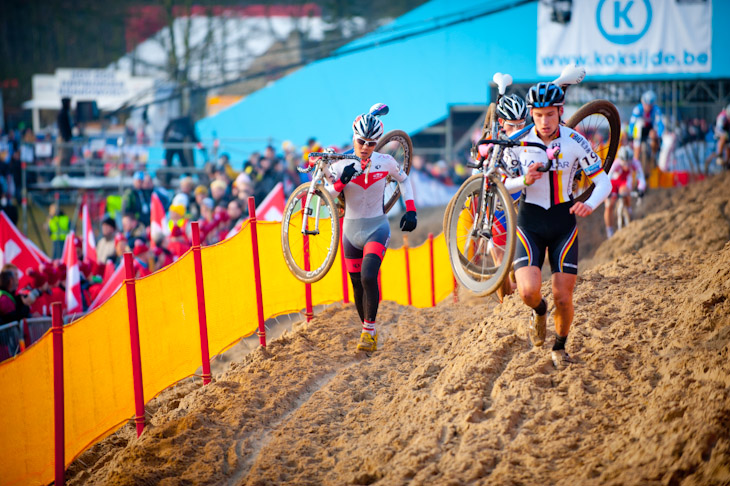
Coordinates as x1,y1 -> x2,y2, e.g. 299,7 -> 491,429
504,120 -> 527,128
356,138 -> 378,147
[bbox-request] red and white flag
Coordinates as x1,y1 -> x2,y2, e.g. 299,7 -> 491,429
24,235 -> 51,264
63,232 -> 83,314
88,262 -> 123,312
0,211 -> 42,273
256,182 -> 286,222
150,192 -> 168,249
82,204 -> 97,263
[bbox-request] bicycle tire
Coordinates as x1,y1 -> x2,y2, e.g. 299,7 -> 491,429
442,193 -> 456,244
480,102 -> 497,140
281,183 -> 340,283
565,99 -> 620,203
446,175 -> 516,296
373,129 -> 413,213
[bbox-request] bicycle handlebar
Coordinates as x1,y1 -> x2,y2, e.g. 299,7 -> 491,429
308,152 -> 360,161
476,138 -> 559,172
299,152 -> 361,173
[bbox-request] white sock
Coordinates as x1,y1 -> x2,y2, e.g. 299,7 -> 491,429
362,320 -> 376,336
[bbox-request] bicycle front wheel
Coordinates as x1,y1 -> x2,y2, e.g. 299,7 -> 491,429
446,175 -> 516,296
281,183 -> 340,283
565,99 -> 620,203
374,130 -> 413,213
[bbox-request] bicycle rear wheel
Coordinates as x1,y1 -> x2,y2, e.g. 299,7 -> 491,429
374,130 -> 413,213
565,99 -> 620,203
281,183 -> 340,283
480,102 -> 497,140
446,175 -> 516,296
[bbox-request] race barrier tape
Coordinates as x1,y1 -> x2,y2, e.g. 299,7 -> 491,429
0,198 -> 455,486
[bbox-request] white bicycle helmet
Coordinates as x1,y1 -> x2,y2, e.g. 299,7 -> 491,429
497,94 -> 527,120
641,90 -> 657,105
618,145 -> 633,163
352,113 -> 384,140
526,82 -> 565,108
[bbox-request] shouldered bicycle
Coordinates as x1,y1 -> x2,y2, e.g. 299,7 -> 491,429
444,65 -> 621,296
281,130 -> 413,283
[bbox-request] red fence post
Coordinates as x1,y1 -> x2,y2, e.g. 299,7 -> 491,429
123,253 -> 146,437
301,207 -> 313,322
191,222 -> 212,385
428,233 -> 436,307
403,235 -> 412,306
339,217 -> 349,304
247,197 -> 266,347
303,230 -> 313,322
52,302 -> 65,486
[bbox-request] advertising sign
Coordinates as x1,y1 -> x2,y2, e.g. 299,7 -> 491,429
537,0 -> 712,75
28,69 -> 155,110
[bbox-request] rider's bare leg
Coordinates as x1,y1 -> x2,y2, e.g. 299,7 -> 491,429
604,196 -> 616,235
515,266 -> 543,308
551,272 -> 577,337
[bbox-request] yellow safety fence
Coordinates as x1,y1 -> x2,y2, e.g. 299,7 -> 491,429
0,220 -> 455,486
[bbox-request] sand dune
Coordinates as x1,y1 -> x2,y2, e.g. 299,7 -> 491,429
68,173 -> 730,486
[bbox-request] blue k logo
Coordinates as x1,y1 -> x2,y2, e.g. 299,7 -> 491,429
596,0 -> 652,45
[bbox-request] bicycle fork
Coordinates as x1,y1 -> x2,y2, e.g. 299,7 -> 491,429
463,176 -> 498,258
300,168 -> 324,236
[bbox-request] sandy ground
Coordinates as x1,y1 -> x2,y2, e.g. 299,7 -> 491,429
66,173 -> 730,486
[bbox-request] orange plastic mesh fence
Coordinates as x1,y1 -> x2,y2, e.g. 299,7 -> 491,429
0,223 -> 454,485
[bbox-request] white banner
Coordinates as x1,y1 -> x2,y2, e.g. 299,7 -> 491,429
537,0 -> 712,76
27,69 -> 156,110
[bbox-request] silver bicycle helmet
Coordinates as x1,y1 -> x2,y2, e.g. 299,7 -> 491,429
641,90 -> 657,105
352,113 -> 384,140
526,82 -> 565,108
497,94 -> 527,120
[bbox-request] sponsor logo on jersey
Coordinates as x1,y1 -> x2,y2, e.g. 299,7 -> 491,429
585,162 -> 602,175
351,171 -> 389,190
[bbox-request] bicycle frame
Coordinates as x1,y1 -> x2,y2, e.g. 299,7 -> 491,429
298,152 -> 360,236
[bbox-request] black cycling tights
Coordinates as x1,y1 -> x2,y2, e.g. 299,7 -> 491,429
349,253 -> 382,323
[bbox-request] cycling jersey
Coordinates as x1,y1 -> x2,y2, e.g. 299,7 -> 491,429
503,126 -> 611,211
629,103 -> 664,139
608,159 -> 646,193
326,151 -> 415,219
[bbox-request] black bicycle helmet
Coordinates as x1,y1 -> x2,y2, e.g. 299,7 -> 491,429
526,82 -> 565,108
497,94 -> 527,120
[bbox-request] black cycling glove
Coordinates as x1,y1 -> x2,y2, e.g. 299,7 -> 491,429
340,163 -> 358,185
400,211 -> 417,232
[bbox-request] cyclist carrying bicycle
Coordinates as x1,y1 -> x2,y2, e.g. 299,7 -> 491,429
629,90 -> 664,162
325,106 -> 417,353
503,82 -> 611,369
604,145 -> 646,238
483,93 -> 529,301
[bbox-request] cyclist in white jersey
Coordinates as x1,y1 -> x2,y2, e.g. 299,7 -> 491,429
503,82 -> 611,369
326,106 -> 416,353
476,94 -> 529,301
